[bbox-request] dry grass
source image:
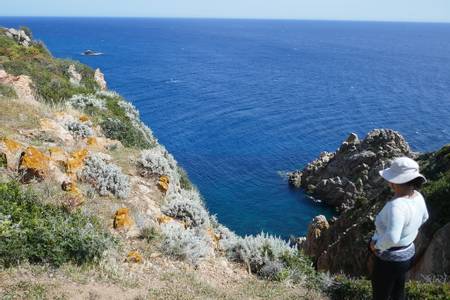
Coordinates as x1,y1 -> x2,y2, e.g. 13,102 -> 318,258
0,97 -> 43,137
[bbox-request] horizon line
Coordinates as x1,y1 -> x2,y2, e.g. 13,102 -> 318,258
1,15 -> 450,25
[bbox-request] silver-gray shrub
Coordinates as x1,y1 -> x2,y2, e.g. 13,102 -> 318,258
231,232 -> 296,275
138,145 -> 181,196
65,121 -> 94,138
160,222 -> 213,266
68,94 -> 106,110
81,154 -> 130,198
161,194 -> 210,228
138,145 -> 177,176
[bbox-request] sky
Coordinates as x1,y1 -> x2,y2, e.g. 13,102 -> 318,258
1,0 -> 450,23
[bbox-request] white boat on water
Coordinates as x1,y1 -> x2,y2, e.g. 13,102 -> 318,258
82,49 -> 103,56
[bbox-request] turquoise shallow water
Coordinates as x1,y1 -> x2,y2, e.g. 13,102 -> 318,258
1,17 -> 450,238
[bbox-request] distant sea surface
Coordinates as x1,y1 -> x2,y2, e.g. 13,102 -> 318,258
2,17 -> 450,238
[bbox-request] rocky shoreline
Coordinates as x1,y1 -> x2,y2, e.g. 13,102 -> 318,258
289,129 -> 450,278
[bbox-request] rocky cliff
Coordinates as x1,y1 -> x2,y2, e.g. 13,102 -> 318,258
289,130 -> 450,279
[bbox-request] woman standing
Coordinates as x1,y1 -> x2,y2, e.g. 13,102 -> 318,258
370,157 -> 429,300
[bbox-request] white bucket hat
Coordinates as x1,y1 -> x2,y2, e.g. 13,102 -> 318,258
379,156 -> 427,184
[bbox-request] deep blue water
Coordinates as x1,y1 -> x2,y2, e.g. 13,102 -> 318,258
2,17 -> 450,238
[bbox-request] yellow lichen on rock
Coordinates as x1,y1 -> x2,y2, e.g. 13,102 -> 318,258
157,214 -> 174,225
87,137 -> 97,146
126,250 -> 143,263
114,208 -> 134,230
79,115 -> 90,122
207,227 -> 221,247
3,138 -> 22,153
48,146 -> 67,162
19,146 -> 50,182
39,118 -> 74,144
66,148 -> 89,176
0,138 -> 24,170
158,175 -> 170,192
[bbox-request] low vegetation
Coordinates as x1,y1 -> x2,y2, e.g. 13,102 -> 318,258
81,153 -> 131,198
327,275 -> 450,300
0,181 -> 115,267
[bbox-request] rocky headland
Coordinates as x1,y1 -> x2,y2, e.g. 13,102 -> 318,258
289,129 -> 450,280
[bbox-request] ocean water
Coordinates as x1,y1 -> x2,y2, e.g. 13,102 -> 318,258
2,17 -> 450,238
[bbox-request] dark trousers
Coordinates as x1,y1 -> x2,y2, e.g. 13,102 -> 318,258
371,256 -> 412,300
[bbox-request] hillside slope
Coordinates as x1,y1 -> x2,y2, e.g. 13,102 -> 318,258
0,26 -> 328,299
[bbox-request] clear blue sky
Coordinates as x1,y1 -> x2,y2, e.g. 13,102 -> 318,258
1,0 -> 450,23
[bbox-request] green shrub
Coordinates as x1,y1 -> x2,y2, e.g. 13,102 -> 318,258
0,83 -> 17,98
140,226 -> 160,242
0,153 -> 6,168
0,33 -> 98,103
0,181 -> 115,267
422,172 -> 450,231
101,117 -> 152,148
406,280 -> 450,300
178,166 -> 193,190
328,276 -> 450,300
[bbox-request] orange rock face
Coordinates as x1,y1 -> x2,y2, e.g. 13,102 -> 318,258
79,115 -> 90,122
157,214 -> 174,225
86,137 -> 97,146
158,175 -> 170,192
19,146 -> 50,182
66,148 -> 89,176
126,250 -> 143,263
114,208 -> 134,230
0,138 -> 24,170
48,146 -> 67,162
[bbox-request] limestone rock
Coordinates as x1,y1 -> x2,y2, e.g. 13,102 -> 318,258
5,28 -> 32,47
114,207 -> 134,230
39,118 -> 74,144
19,146 -> 50,182
0,69 -> 38,104
68,64 -> 82,86
94,68 -> 107,91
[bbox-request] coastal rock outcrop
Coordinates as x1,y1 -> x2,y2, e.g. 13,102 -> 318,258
292,129 -> 450,278
289,129 -> 412,211
94,68 -> 107,91
68,64 -> 82,86
3,27 -> 32,47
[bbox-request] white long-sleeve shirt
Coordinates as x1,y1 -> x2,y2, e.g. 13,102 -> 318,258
372,191 -> 429,251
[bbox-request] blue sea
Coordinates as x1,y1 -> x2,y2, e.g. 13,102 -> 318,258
2,17 -> 450,238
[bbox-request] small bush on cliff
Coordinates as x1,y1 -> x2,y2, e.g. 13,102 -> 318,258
65,120 -> 94,138
0,181 -> 114,267
101,117 -> 152,149
162,196 -> 210,228
138,145 -> 177,176
160,223 -> 213,266
81,154 -> 130,198
0,83 -> 17,99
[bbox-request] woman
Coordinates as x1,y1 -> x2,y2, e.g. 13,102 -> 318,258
369,156 -> 429,300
